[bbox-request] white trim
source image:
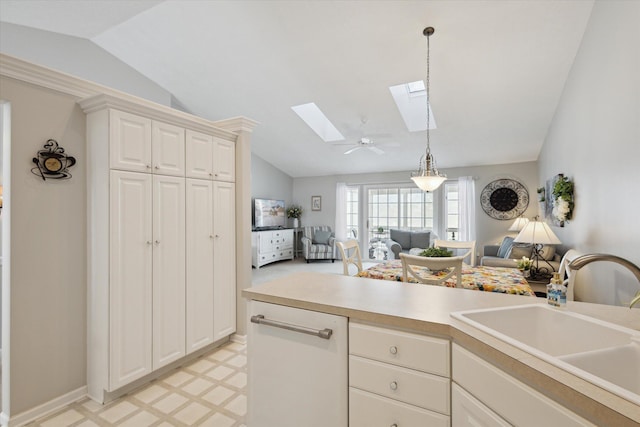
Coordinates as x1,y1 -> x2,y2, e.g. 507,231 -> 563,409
4,386 -> 87,427
231,333 -> 247,345
1,101 -> 11,427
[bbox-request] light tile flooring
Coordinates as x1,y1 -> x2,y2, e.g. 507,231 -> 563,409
27,258 -> 352,427
28,341 -> 247,427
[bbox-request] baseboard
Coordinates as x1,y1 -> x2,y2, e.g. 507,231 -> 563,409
231,333 -> 247,345
6,386 -> 87,427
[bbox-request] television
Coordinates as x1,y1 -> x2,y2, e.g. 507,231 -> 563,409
253,198 -> 287,230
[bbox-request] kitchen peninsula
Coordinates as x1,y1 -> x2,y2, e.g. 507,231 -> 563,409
243,272 -> 640,427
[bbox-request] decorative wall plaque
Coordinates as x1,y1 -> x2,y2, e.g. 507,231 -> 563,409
31,139 -> 76,180
480,179 -> 529,220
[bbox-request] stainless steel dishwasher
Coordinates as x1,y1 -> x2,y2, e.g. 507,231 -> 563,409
247,300 -> 348,427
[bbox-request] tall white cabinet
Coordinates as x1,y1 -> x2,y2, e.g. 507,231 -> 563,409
81,94 -> 238,403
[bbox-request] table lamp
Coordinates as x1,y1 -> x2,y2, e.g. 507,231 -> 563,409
513,218 -> 561,280
508,216 -> 529,232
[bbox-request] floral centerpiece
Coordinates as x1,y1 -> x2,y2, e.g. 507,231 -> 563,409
286,204 -> 303,228
419,247 -> 453,257
551,175 -> 574,224
516,256 -> 532,278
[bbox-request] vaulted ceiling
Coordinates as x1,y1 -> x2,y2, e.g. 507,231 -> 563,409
0,0 -> 594,177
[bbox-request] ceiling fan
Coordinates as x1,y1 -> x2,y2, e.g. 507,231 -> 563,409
332,117 -> 395,155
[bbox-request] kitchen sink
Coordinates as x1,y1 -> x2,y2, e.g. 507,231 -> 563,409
451,304 -> 640,405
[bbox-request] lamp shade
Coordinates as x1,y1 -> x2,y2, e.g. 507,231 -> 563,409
513,220 -> 561,245
508,217 -> 529,232
411,175 -> 447,192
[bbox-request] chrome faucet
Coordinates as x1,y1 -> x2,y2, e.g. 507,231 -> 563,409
568,254 -> 640,308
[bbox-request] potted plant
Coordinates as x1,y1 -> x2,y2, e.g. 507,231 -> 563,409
419,247 -> 453,257
516,256 -> 532,278
286,205 -> 302,228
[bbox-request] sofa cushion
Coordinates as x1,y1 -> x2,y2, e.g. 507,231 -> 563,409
506,243 -> 533,259
539,245 -> 556,261
313,230 -> 332,244
497,237 -> 514,258
390,229 -> 411,249
410,231 -> 431,249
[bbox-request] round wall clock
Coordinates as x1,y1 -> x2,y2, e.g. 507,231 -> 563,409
480,179 -> 529,220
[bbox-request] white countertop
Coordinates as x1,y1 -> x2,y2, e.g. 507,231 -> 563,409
243,271 -> 640,426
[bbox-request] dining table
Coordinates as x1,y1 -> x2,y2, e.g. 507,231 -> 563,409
356,259 -> 535,296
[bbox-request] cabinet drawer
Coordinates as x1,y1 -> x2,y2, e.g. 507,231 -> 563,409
349,322 -> 449,376
453,344 -> 595,427
452,383 -> 510,427
349,355 -> 450,415
349,387 -> 449,427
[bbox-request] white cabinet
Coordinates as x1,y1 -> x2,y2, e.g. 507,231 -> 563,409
83,97 -> 238,402
247,301 -> 348,427
452,383 -> 510,427
152,121 -> 185,176
110,109 -> 152,172
452,344 -> 596,427
251,229 -> 294,268
348,322 -> 450,426
109,171 -> 153,390
185,179 -> 215,352
213,181 -> 236,341
185,130 -> 235,182
152,175 -> 186,369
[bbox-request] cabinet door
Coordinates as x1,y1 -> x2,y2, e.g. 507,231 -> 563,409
110,110 -> 152,172
152,175 -> 186,369
109,171 -> 153,389
213,181 -> 236,341
186,179 -> 215,352
212,137 -> 235,182
452,383 -> 510,427
185,130 -> 214,179
152,121 -> 185,176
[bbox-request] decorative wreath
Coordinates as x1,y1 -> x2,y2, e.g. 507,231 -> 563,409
480,179 -> 529,220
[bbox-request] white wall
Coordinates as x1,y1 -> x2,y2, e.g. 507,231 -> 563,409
0,23 -> 173,106
538,0 -> 640,306
293,161 -> 539,254
251,153 -> 294,227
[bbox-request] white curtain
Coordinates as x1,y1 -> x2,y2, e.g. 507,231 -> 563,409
335,182 -> 348,242
458,176 -> 476,242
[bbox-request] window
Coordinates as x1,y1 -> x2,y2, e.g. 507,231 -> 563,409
346,185 -> 359,238
444,182 -> 459,240
367,186 -> 434,242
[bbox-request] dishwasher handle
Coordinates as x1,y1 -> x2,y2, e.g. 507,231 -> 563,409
251,314 -> 333,340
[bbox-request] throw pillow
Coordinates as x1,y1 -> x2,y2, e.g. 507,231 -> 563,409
410,231 -> 431,249
497,236 -> 514,258
313,230 -> 332,245
390,229 -> 411,249
538,245 -> 556,261
506,243 -> 533,260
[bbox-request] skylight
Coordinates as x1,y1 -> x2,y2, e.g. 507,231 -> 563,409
389,81 -> 437,132
291,102 -> 344,142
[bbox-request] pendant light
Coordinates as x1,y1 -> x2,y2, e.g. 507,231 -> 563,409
411,26 -> 447,192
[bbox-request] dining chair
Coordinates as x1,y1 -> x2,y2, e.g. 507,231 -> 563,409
557,249 -> 581,301
336,240 -> 363,276
434,239 -> 476,266
399,253 -> 464,287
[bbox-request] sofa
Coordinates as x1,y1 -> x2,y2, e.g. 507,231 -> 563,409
385,229 -> 436,260
480,236 -> 561,271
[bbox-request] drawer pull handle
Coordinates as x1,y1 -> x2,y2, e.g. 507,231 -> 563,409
389,346 -> 398,355
390,381 -> 398,391
251,314 -> 333,340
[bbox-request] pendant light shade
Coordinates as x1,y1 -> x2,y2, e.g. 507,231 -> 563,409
411,26 -> 446,192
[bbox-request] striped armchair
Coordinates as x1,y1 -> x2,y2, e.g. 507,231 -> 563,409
301,226 -> 336,263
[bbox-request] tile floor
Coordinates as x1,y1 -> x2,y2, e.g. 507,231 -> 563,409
27,341 -> 247,427
26,258 -> 348,427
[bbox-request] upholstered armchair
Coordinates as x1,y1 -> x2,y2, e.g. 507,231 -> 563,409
301,226 -> 336,263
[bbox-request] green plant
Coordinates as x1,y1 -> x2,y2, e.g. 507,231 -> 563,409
377,226 -> 384,233
419,247 -> 453,257
537,187 -> 545,202
551,174 -> 574,222
516,256 -> 532,270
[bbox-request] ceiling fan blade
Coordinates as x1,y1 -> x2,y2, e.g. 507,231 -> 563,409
344,146 -> 363,155
368,146 -> 385,155
379,141 -> 400,148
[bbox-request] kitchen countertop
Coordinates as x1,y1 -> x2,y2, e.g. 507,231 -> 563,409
243,271 -> 640,426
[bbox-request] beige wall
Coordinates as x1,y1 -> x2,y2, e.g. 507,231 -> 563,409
538,0 -> 640,306
1,76 -> 87,414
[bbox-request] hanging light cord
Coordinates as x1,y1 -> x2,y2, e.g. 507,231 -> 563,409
425,27 -> 431,157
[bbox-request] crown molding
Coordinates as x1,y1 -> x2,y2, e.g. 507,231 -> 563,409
1,53 -> 254,140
